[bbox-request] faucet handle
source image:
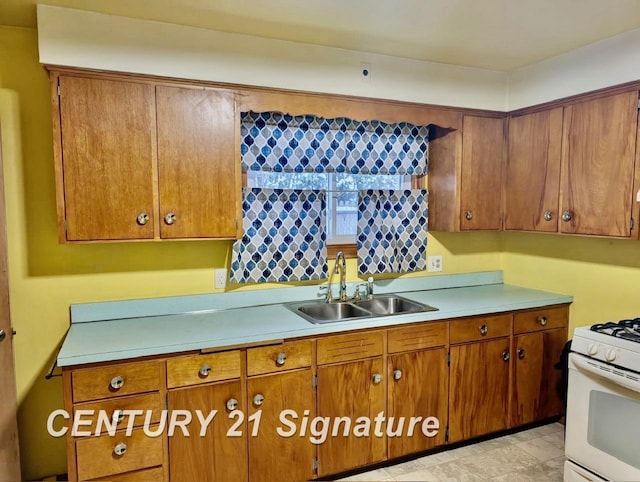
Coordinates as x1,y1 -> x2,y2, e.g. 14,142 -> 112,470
318,285 -> 333,302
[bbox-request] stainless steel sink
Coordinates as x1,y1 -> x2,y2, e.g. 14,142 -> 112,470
353,295 -> 438,315
286,294 -> 438,324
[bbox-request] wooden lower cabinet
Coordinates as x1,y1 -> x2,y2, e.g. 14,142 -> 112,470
387,347 -> 448,458
317,357 -> 386,476
448,337 -> 511,443
512,328 -> 567,426
167,380 -> 248,482
247,369 -> 316,482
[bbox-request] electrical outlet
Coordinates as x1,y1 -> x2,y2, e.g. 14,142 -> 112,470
214,268 -> 227,289
428,256 -> 443,272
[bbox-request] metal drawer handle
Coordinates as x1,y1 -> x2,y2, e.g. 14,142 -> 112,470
136,212 -> 149,226
276,353 -> 287,366
372,373 -> 382,385
393,369 -> 402,381
110,376 -> 124,390
253,394 -> 264,406
465,210 -> 473,221
562,211 -> 572,222
199,365 -> 212,377
543,210 -> 553,221
479,324 -> 488,336
226,398 -> 238,411
113,410 -> 125,424
518,348 -> 525,359
164,212 -> 177,225
502,351 -> 510,362
538,316 -> 548,326
113,442 -> 127,457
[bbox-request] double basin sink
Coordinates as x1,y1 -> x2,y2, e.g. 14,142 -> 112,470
286,294 -> 438,324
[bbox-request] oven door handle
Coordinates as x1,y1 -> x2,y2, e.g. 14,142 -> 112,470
572,354 -> 640,394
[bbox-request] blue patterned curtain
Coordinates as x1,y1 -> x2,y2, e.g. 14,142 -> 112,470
230,188 -> 328,283
241,112 -> 428,175
357,189 -> 428,275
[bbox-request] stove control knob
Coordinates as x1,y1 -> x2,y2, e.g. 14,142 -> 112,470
606,349 -> 617,362
587,343 -> 599,356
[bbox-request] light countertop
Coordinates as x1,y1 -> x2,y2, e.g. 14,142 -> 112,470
57,272 -> 572,367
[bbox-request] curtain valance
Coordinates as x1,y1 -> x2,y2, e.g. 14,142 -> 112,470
241,111 -> 429,175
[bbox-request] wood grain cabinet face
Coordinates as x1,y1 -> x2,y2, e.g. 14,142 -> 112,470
460,115 -> 506,231
512,328 -> 567,427
448,337 -> 511,443
560,92 -> 639,237
57,76 -> 156,241
168,380 -> 248,482
247,369 -> 316,482
317,357 -> 386,476
505,108 -> 563,232
387,348 -> 448,458
156,86 -> 239,239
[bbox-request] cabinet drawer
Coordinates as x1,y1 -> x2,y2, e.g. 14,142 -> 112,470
72,360 -> 162,403
76,427 -> 163,481
514,306 -> 568,334
73,393 -> 163,436
247,340 -> 312,376
388,322 -> 448,353
317,331 -> 383,365
167,350 -> 241,388
91,466 -> 164,481
450,314 -> 512,344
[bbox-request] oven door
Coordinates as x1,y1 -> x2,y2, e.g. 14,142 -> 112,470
566,353 -> 640,481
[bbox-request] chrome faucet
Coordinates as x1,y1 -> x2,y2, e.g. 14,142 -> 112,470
324,251 -> 348,302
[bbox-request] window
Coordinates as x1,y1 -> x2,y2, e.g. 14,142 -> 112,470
246,171 -> 412,244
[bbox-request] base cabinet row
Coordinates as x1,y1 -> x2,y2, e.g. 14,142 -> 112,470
63,305 -> 568,481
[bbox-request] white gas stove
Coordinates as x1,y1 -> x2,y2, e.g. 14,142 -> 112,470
565,319 -> 640,482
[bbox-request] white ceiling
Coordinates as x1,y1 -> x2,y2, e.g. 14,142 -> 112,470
3,0 -> 640,71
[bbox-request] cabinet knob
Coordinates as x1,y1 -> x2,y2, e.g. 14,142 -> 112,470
372,373 -> 383,385
502,351 -> 510,362
113,442 -> 127,457
543,211 -> 553,221
253,394 -> 264,406
465,210 -> 473,221
479,324 -> 488,336
199,365 -> 212,377
113,410 -> 125,424
561,211 -> 572,222
538,316 -> 548,326
226,398 -> 239,411
110,376 -> 124,390
164,212 -> 177,225
275,352 -> 287,366
136,212 -> 150,226
518,348 -> 525,359
393,369 -> 402,381
0,329 -> 5,342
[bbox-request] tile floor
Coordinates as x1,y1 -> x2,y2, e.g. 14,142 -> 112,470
338,422 -> 565,481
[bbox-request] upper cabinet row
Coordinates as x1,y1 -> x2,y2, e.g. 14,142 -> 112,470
49,70 -> 640,242
53,74 -> 240,242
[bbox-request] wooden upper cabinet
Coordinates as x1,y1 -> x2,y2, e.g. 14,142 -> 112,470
560,92 -> 639,237
57,76 -> 156,241
460,115 -> 506,230
156,86 -> 239,239
505,108 -> 563,232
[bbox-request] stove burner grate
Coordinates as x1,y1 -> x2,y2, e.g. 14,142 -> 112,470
590,319 -> 640,341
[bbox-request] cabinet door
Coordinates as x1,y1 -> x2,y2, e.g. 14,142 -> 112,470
247,369 -> 316,482
460,115 -> 505,230
387,348 -> 447,458
168,381 -> 247,482
156,86 -> 238,239
317,358 -> 386,476
449,338 -> 510,443
505,108 -> 563,232
560,92 -> 638,236
58,76 -> 156,240
512,328 -> 566,426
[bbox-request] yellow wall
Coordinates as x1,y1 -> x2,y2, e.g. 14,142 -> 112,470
0,26 -> 502,479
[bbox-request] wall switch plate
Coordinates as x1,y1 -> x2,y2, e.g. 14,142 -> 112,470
214,268 -> 227,289
428,255 -> 443,272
